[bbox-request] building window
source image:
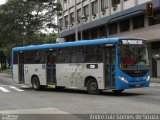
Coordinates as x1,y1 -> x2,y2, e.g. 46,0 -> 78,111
112,0 -> 120,7
133,15 -> 144,29
64,16 -> 68,28
99,26 -> 106,38
77,9 -> 81,22
120,19 -> 130,32
70,12 -> 74,26
92,0 -> 98,16
83,30 -> 90,39
91,29 -> 98,39
101,0 -> 108,11
109,23 -> 117,35
59,18 -> 63,31
83,5 -> 89,17
149,10 -> 160,26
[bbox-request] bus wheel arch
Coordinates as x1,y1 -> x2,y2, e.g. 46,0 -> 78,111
31,75 -> 41,91
85,76 -> 101,95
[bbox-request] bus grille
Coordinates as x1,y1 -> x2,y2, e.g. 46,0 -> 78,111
123,70 -> 149,77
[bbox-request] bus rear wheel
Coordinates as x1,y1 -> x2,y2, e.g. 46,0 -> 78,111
87,79 -> 100,95
32,76 -> 41,91
112,89 -> 124,94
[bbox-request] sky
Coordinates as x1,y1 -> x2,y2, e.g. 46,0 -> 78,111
0,0 -> 7,5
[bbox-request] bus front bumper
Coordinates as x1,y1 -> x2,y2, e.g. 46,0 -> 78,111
116,80 -> 150,90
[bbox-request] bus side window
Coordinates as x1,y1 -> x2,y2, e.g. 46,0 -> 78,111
35,51 -> 40,63
71,47 -> 85,63
57,48 -> 71,63
24,51 -> 34,64
35,50 -> 45,63
111,47 -> 116,66
13,52 -> 18,64
85,45 -> 103,63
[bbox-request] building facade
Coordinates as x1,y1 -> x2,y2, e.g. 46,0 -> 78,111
57,0 -> 160,77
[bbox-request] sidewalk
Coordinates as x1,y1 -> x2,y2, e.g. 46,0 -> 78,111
150,77 -> 160,83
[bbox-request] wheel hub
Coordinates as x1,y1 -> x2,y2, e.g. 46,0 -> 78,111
90,83 -> 97,90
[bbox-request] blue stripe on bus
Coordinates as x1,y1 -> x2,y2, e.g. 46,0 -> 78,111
12,37 -> 144,51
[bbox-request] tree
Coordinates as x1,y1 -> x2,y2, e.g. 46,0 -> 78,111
44,33 -> 57,43
0,0 -> 61,47
0,0 -> 61,69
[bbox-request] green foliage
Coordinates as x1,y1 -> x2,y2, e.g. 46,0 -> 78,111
44,33 -> 57,43
0,0 -> 61,49
29,32 -> 57,44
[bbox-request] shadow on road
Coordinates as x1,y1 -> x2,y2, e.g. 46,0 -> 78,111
21,87 -> 145,97
101,91 -> 144,97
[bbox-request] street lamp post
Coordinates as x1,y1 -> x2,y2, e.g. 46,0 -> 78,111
75,0 -> 78,41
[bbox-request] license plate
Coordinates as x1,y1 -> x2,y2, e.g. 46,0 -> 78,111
135,84 -> 141,88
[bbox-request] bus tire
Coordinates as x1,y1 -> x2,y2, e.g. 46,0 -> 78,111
87,79 -> 100,95
112,89 -> 124,94
32,76 -> 41,91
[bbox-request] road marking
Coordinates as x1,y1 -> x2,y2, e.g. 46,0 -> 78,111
0,84 -> 22,87
21,85 -> 29,88
9,86 -> 24,92
0,87 -> 10,92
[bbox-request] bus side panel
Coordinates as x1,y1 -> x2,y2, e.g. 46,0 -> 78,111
82,63 -> 104,89
13,64 -> 19,83
56,64 -> 74,87
24,64 -> 46,85
56,63 -> 104,89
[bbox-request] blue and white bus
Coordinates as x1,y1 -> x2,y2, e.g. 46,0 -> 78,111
12,37 -> 150,94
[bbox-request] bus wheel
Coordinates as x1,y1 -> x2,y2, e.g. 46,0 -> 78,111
112,89 -> 124,94
87,79 -> 100,95
32,76 -> 41,91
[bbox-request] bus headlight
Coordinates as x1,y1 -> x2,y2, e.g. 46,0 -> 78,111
118,76 -> 128,83
146,76 -> 150,81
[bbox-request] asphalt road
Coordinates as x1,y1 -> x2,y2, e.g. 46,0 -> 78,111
0,73 -> 160,120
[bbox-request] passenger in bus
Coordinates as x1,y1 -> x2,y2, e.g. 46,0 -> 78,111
123,55 -> 135,66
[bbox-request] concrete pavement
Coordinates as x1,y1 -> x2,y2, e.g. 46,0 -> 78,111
0,72 -> 160,115
150,77 -> 160,83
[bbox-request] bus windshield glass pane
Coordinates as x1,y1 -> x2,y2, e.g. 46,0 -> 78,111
119,40 -> 149,71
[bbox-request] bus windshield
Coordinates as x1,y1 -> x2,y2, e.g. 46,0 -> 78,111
119,44 -> 149,71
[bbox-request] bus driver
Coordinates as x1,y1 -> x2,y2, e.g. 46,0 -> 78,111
123,54 -> 135,66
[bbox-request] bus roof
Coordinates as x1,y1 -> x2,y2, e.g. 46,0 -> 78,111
12,37 -> 144,51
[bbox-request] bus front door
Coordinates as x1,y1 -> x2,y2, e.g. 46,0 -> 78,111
105,46 -> 116,89
46,51 -> 56,85
18,52 -> 24,83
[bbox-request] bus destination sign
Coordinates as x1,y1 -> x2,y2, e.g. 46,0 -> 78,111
122,40 -> 143,45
